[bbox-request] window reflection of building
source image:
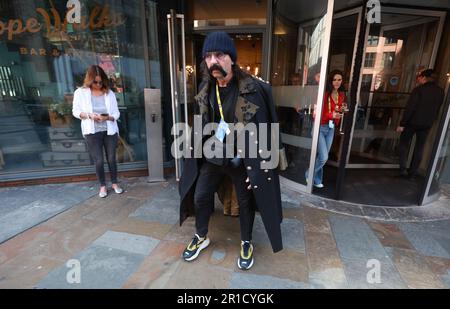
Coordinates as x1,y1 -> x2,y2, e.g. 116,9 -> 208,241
350,12 -> 442,165
364,53 -> 376,68
0,0 -> 160,176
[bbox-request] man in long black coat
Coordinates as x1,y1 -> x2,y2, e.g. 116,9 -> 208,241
178,31 -> 286,270
396,69 -> 444,177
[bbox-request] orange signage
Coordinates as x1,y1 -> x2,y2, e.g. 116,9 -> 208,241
0,5 -> 126,41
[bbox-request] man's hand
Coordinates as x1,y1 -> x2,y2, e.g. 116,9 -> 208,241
396,126 -> 404,133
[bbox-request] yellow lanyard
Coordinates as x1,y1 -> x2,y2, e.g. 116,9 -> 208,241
328,95 -> 332,114
215,83 -> 225,121
328,92 -> 339,113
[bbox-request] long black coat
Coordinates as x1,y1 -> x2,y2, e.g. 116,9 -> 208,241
178,71 -> 285,253
400,81 -> 444,128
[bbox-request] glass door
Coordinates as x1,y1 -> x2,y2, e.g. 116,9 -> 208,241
270,0 -> 334,193
333,7 -> 446,205
326,8 -> 362,167
420,92 -> 450,205
347,8 -> 445,168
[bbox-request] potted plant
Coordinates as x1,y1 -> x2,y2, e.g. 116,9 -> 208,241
47,100 -> 73,127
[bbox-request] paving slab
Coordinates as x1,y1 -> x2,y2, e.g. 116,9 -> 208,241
36,245 -> 146,289
229,273 -> 311,289
92,231 -> 160,256
123,240 -> 186,289
341,257 -> 406,289
386,247 -> 446,289
398,223 -> 450,259
252,215 -> 305,252
328,214 -> 389,261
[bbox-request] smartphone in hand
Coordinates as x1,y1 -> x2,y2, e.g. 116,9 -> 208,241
100,113 -> 109,117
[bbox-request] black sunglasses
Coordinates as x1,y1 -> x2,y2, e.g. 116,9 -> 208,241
93,80 -> 103,85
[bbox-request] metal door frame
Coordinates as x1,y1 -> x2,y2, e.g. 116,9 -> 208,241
167,10 -> 189,181
326,6 -> 364,167
420,85 -> 450,205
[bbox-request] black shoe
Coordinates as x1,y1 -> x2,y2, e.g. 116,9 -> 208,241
238,241 -> 254,270
408,171 -> 419,180
396,169 -> 409,178
182,234 -> 210,261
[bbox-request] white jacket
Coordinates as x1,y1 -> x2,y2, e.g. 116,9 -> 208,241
72,87 -> 120,136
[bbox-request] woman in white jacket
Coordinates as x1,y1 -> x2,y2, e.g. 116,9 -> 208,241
72,65 -> 123,198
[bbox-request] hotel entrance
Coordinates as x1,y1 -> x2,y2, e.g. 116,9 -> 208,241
164,0 -> 450,206
165,1 -> 269,179
271,0 -> 450,206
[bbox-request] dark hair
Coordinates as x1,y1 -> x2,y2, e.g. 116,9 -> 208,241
326,70 -> 346,93
83,65 -> 110,93
419,69 -> 435,79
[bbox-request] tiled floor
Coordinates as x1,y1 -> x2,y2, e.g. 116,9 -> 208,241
0,178 -> 449,289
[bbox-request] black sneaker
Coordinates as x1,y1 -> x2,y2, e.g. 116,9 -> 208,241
397,169 -> 409,178
238,241 -> 254,270
182,234 -> 210,261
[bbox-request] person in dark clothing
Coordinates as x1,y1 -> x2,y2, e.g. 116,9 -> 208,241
178,31 -> 287,270
396,69 -> 444,177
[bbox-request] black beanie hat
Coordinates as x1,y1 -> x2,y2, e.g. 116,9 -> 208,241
202,31 -> 237,62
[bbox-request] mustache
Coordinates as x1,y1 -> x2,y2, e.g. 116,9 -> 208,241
208,64 -> 228,77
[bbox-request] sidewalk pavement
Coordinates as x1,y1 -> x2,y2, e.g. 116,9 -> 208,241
0,177 -> 449,289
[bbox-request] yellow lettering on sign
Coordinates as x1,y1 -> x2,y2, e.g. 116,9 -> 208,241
26,18 -> 41,33
1,5 -> 125,41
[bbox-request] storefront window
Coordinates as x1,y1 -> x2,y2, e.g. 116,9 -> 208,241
0,0 -> 160,178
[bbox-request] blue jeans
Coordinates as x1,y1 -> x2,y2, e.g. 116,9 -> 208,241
306,124 -> 335,185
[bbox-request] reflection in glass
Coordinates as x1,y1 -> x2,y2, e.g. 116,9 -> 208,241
0,0 -> 160,176
326,12 -> 359,163
270,0 -> 329,185
349,13 -> 440,165
186,0 -> 267,28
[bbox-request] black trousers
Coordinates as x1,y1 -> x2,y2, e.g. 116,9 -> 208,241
194,161 -> 255,241
85,132 -> 119,186
398,125 -> 430,175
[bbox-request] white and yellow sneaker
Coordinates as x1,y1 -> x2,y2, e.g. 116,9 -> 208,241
238,240 -> 254,270
182,234 -> 210,261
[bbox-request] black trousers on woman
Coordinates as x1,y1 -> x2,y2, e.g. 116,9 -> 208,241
398,125 -> 429,176
85,132 -> 119,186
194,161 -> 255,242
